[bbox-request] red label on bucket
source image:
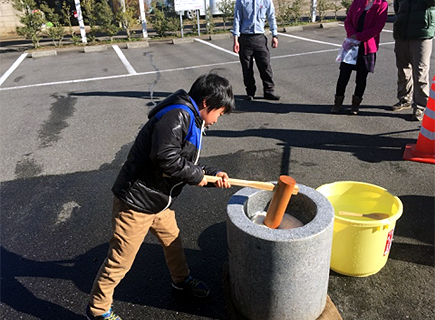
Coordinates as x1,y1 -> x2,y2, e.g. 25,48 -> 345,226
384,229 -> 394,256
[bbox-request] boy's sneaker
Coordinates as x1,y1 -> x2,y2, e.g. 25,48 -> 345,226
86,305 -> 123,320
172,275 -> 210,298
391,101 -> 412,111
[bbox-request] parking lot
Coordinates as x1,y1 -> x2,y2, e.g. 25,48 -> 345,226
1,21 -> 434,319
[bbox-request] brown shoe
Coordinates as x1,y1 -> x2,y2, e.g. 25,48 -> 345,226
350,95 -> 362,115
331,95 -> 344,113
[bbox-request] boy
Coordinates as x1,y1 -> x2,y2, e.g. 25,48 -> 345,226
86,73 -> 235,320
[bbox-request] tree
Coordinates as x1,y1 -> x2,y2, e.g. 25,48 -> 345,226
316,0 -> 333,22
277,0 -> 306,26
331,0 -> 343,20
61,1 -> 82,45
205,6 -> 215,34
116,0 -> 139,41
95,0 -> 120,42
40,2 -> 66,47
151,3 -> 178,37
341,0 -> 352,14
82,0 -> 98,41
12,0 -> 45,48
290,0 -> 305,23
217,0 -> 235,30
276,0 -> 292,25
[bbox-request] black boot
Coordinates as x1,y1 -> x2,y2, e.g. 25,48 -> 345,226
351,95 -> 362,115
331,95 -> 344,113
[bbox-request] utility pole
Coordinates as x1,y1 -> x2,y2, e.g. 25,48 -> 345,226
74,0 -> 87,43
138,0 -> 148,38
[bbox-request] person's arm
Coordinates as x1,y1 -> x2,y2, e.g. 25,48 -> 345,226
344,1 -> 358,38
150,109 -> 203,185
232,0 -> 241,53
393,0 -> 399,13
267,0 -> 278,48
354,1 -> 388,42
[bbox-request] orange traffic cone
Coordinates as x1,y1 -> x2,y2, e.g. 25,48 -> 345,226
403,76 -> 435,164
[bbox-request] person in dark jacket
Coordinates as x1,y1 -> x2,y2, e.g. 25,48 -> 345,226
391,0 -> 435,120
86,73 -> 235,320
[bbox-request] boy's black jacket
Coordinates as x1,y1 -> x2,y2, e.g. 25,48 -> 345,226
112,89 -> 219,213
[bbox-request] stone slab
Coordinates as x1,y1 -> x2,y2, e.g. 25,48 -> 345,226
320,21 -> 340,28
209,33 -> 231,40
83,45 -> 108,53
126,41 -> 149,49
284,25 -> 303,32
31,50 -> 57,58
171,37 -> 194,44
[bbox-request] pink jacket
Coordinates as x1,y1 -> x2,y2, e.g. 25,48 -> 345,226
344,0 -> 388,54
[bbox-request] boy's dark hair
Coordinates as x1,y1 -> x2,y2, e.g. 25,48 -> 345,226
188,73 -> 235,114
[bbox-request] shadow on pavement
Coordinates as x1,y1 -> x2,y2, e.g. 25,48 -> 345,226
206,127 -> 419,163
389,194 -> 434,266
1,221 -> 229,320
69,91 -> 412,121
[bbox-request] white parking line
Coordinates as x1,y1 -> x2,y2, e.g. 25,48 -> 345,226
112,44 -> 137,74
0,53 -> 28,86
0,46 -> 348,92
272,48 -> 340,60
278,32 -> 395,48
338,22 -> 393,33
0,60 -> 239,92
194,38 -> 239,57
278,33 -> 342,47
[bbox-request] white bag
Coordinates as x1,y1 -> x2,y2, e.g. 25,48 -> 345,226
336,38 -> 360,65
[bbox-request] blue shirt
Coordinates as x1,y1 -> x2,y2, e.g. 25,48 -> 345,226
232,0 -> 278,37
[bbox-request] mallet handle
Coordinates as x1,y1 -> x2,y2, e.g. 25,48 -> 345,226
204,175 -> 299,194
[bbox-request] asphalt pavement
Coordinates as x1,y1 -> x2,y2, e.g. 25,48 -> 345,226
1,19 -> 434,320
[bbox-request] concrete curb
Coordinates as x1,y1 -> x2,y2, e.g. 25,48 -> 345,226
320,21 -> 340,28
283,25 -> 303,32
31,50 -> 57,58
209,33 -> 231,40
171,37 -> 194,44
83,45 -> 108,53
126,41 -> 149,49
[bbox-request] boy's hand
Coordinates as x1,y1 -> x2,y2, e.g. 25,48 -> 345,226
197,176 -> 208,187
214,172 -> 231,188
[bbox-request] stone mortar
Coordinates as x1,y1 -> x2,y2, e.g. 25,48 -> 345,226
227,184 -> 335,320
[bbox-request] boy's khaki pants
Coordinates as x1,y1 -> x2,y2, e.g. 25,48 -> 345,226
88,197 -> 190,316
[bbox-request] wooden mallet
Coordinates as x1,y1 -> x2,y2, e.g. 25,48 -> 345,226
263,176 -> 297,229
204,175 -> 299,194
204,175 -> 298,229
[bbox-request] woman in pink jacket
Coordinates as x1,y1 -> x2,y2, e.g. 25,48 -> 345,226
331,0 -> 388,115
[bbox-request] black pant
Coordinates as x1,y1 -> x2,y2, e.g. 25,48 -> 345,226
336,60 -> 369,99
239,34 -> 275,96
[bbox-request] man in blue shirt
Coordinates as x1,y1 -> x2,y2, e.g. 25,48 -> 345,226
232,0 -> 280,101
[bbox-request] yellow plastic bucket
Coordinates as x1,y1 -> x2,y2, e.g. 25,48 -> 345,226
317,181 -> 403,277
